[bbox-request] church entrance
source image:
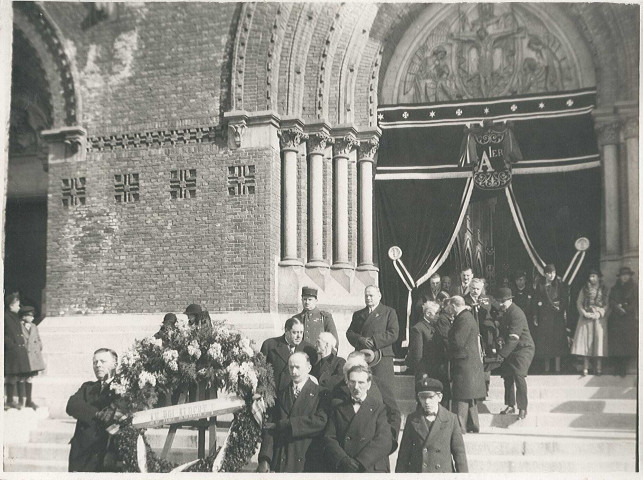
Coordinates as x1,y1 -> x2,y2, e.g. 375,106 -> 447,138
373,3 -> 603,363
4,28 -> 52,321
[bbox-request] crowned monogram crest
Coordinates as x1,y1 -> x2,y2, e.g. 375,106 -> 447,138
472,127 -> 512,190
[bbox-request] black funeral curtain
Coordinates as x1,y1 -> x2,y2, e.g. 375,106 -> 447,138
376,88 -> 601,351
375,178 -> 469,354
512,169 -> 601,327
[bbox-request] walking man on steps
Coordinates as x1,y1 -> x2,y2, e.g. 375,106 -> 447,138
496,287 -> 535,420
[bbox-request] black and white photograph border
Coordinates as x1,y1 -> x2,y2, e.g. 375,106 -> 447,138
0,0 -> 639,477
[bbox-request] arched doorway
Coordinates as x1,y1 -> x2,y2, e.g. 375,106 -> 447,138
375,3 -> 603,356
4,27 -> 53,320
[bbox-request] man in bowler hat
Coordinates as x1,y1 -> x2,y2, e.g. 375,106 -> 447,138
291,287 -> 339,348
396,376 -> 468,473
496,287 -> 535,420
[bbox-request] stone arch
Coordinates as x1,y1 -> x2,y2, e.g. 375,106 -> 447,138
13,2 -> 81,127
380,3 -> 596,105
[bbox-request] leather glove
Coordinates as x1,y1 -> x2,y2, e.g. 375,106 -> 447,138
256,459 -> 270,473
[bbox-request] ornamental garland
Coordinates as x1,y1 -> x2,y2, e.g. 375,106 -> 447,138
108,316 -> 276,472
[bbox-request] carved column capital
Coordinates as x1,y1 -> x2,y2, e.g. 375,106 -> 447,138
358,137 -> 379,163
622,117 -> 639,139
224,110 -> 249,149
596,121 -> 620,147
307,131 -> 334,154
278,127 -> 308,151
333,134 -> 358,157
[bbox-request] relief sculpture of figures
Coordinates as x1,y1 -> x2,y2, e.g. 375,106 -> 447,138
401,3 -> 577,103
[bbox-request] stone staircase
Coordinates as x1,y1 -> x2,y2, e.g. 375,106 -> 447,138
393,373 -> 637,472
4,373 -> 637,472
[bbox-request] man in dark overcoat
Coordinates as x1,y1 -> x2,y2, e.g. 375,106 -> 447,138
292,287 -> 339,348
511,270 -> 534,324
396,377 -> 468,473
324,364 -> 392,472
496,288 -> 535,419
67,348 -> 123,472
406,300 -> 450,407
346,285 -> 399,396
447,296 -> 486,433
532,263 -> 568,373
257,352 -> 329,472
451,268 -> 473,297
260,317 -> 317,392
608,267 -> 638,376
331,351 -> 401,455
311,332 -> 345,390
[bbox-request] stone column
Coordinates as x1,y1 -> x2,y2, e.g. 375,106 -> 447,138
596,120 -> 621,255
622,116 -> 639,253
332,131 -> 358,270
306,128 -> 333,267
356,134 -> 379,271
278,123 -> 307,265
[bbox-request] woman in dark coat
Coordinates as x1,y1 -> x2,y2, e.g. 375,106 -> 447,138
608,267 -> 638,376
532,264 -> 568,373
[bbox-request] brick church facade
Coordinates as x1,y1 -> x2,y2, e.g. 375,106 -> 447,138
5,3 -> 639,347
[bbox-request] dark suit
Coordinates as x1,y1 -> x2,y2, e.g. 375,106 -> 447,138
448,309 -> 486,433
260,335 -> 317,392
406,319 -> 450,406
292,307 -> 339,348
396,405 -> 468,473
66,380 -> 115,472
346,303 -> 399,394
498,303 -> 535,411
259,377 -> 328,472
331,378 -> 401,453
324,388 -> 392,472
311,353 -> 345,391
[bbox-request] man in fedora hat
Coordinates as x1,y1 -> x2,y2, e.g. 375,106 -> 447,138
396,376 -> 468,473
291,287 -> 339,349
496,287 -> 535,420
347,286 -> 399,402
608,267 -> 638,377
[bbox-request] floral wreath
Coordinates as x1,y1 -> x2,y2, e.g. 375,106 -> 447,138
108,316 -> 276,472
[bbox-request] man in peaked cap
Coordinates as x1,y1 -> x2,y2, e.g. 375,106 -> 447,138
396,376 -> 468,473
291,287 -> 339,349
496,287 -> 535,420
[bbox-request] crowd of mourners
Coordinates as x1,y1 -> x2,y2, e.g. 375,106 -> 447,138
3,264 -> 637,473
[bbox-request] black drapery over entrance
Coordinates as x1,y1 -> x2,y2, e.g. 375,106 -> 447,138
375,89 -> 601,352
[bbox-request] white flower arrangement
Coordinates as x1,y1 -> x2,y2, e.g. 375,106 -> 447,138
239,338 -> 255,357
208,342 -> 222,361
187,340 -> 202,359
239,361 -> 258,392
138,370 -> 157,389
226,361 -> 240,387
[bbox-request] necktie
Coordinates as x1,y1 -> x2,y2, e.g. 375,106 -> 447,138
351,397 -> 363,405
293,384 -> 300,398
289,345 -> 295,354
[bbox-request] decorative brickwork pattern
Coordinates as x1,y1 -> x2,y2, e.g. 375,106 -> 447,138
61,178 -> 86,207
88,127 -> 220,152
227,165 -> 256,196
114,173 -> 140,203
170,169 -> 197,199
